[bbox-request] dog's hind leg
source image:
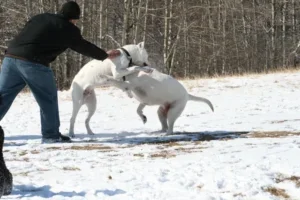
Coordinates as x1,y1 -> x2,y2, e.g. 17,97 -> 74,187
166,99 -> 187,135
69,84 -> 84,138
137,103 -> 147,123
69,101 -> 82,137
157,106 -> 168,132
84,88 -> 97,135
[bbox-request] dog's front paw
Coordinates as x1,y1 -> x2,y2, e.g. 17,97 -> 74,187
125,89 -> 133,98
87,131 -> 95,135
69,132 -> 75,138
139,66 -> 153,74
142,115 -> 147,124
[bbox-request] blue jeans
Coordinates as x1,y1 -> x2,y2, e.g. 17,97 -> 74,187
0,57 -> 60,139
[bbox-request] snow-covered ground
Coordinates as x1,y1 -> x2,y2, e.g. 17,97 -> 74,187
1,71 -> 300,200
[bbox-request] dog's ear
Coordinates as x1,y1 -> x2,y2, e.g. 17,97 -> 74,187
138,42 -> 145,49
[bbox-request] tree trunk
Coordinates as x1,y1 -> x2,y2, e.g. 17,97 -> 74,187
241,0 -> 250,72
79,0 -> 86,69
270,0 -> 275,69
252,0 -> 258,71
122,0 -> 131,45
230,1 -> 240,73
221,0 -> 226,75
282,0 -> 287,67
142,0 -> 149,43
134,0 -> 142,44
163,0 -> 169,73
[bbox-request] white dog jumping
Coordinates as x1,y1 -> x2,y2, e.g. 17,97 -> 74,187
69,42 -> 151,137
104,68 -> 214,135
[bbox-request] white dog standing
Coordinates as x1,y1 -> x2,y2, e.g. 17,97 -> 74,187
106,68 -> 214,135
69,42 -> 151,137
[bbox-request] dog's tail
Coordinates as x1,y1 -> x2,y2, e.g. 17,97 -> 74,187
188,94 -> 214,112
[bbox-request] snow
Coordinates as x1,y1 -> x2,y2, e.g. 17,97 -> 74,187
1,71 -> 300,200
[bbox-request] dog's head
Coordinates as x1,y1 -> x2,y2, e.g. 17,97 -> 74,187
121,42 -> 150,67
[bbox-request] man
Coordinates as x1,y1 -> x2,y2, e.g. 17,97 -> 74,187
0,1 -> 120,143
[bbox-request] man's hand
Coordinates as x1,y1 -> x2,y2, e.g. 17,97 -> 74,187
107,49 -> 121,59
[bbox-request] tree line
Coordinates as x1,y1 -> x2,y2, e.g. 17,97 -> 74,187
1,0 -> 300,90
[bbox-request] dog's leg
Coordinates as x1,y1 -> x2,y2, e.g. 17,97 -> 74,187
137,103 -> 147,123
69,102 -> 82,138
166,100 -> 187,135
84,89 -> 97,135
98,75 -> 133,98
157,106 -> 168,132
112,65 -> 153,80
69,86 -> 84,138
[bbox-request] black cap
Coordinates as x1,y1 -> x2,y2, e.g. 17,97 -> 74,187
59,1 -> 80,20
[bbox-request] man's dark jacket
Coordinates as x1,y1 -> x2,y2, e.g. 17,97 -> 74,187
6,13 -> 108,66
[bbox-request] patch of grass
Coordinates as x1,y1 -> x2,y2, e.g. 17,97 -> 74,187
150,151 -> 176,158
7,157 -> 30,162
271,119 -> 300,124
163,142 -> 181,147
133,153 -> 144,157
15,172 -> 30,177
69,145 -> 112,151
62,166 -> 80,171
197,184 -> 203,190
46,147 -> 62,150
19,151 -> 27,156
233,193 -> 245,197
249,131 -> 300,138
139,139 -> 184,145
275,175 -> 300,188
37,168 -> 50,172
174,147 -> 203,153
263,186 -> 290,199
30,150 -> 40,154
120,145 -> 134,149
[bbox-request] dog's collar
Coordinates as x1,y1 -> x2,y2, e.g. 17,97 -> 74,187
120,48 -> 132,67
120,47 -> 132,81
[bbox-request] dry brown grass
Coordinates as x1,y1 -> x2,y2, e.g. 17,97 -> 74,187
45,145 -> 113,151
134,151 -> 176,159
150,151 -> 176,158
179,67 -> 300,81
19,151 -> 28,156
46,147 -> 62,150
249,131 -> 300,138
138,139 -> 185,145
69,145 -> 113,151
263,186 -> 290,199
173,147 -> 203,153
233,193 -> 245,197
271,119 -> 300,124
275,175 -> 300,188
15,172 -> 30,177
196,184 -> 204,190
30,150 -> 40,154
133,153 -> 144,157
62,166 -> 80,171
178,67 -> 300,89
